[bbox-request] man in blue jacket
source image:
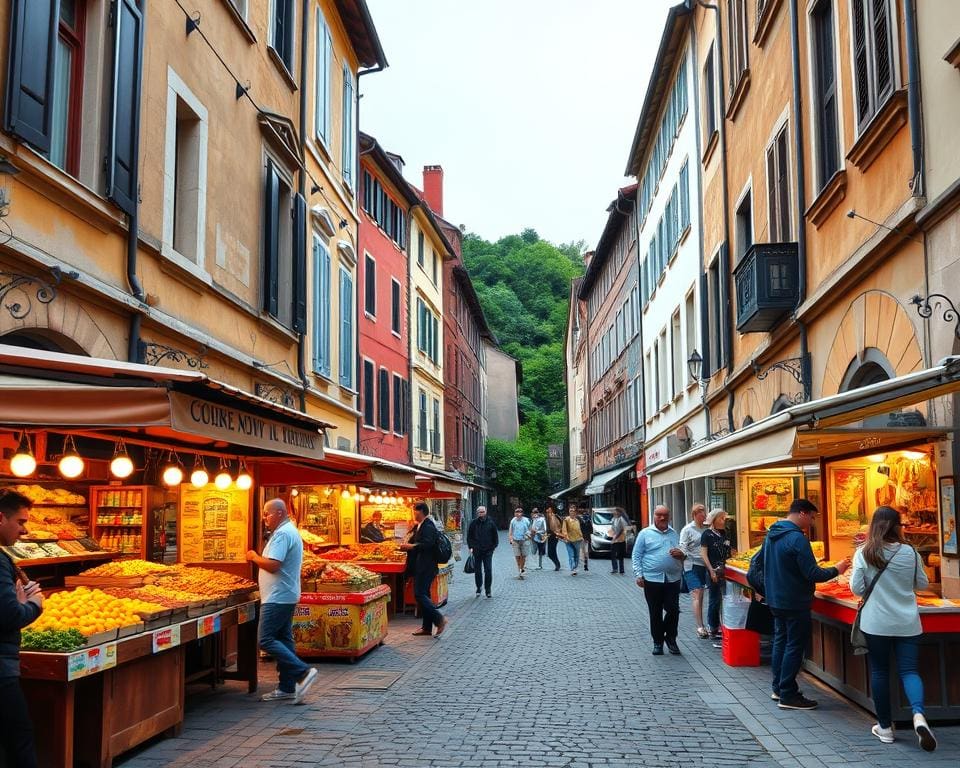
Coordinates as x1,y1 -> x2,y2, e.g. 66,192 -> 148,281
764,498 -> 849,710
0,489 -> 44,767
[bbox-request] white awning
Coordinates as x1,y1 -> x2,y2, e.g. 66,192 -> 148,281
549,480 -> 586,500
585,464 -> 633,495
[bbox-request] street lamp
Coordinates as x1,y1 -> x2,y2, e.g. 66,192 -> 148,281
687,349 -> 703,387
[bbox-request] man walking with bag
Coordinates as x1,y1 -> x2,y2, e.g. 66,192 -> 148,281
764,499 -> 849,709
467,506 -> 498,597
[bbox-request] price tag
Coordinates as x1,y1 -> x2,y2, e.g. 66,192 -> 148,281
66,643 -> 117,681
197,613 -> 221,638
237,602 -> 256,625
152,624 -> 181,654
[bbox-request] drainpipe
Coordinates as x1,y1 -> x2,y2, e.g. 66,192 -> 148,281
902,0 -> 924,198
126,209 -> 145,363
295,0 -> 310,412
789,0 -> 813,402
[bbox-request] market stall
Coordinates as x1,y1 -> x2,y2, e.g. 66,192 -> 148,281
17,561 -> 259,767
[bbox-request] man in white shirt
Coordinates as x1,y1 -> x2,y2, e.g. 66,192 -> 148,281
508,508 -> 531,579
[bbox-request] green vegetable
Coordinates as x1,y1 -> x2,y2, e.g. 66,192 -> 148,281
21,628 -> 86,653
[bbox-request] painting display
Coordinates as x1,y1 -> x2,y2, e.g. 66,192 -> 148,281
745,475 -> 798,532
829,468 -> 866,537
941,477 -> 957,557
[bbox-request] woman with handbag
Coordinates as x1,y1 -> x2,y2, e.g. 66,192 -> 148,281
545,505 -> 562,571
850,506 -> 935,751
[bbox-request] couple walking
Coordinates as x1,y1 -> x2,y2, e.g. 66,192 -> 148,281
545,504 -> 594,575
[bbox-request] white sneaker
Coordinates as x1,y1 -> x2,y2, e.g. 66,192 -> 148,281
294,667 -> 318,705
260,688 -> 294,702
913,713 -> 937,752
871,724 -> 894,743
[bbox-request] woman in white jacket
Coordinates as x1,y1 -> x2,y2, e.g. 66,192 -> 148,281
850,506 -> 935,751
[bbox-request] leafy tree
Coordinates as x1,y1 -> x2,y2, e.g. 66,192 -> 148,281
466,229 -> 584,502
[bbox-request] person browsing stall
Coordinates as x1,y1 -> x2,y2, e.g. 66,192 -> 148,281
679,504 -> 709,638
246,498 -> 318,704
399,503 -> 448,636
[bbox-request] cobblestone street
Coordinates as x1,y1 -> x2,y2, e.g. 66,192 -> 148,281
120,535 -> 959,768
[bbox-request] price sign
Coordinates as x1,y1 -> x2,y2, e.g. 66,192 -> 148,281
152,624 -> 181,654
197,613 -> 221,638
66,643 -> 118,681
237,602 -> 256,625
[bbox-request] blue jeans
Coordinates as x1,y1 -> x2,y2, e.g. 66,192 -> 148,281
770,608 -> 812,701
414,571 -> 444,631
473,550 -> 494,594
865,632 -> 925,728
259,603 -> 310,693
565,541 -> 580,570
706,575 -> 726,633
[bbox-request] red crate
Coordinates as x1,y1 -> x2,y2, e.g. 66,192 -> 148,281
722,627 -> 760,666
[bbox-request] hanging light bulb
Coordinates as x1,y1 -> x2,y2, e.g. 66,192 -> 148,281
161,450 -> 184,486
214,457 -> 233,490
110,438 -> 134,479
340,488 -> 351,499
9,431 -> 36,478
190,454 -> 209,488
323,486 -> 333,497
290,487 -> 300,497
236,460 -> 253,490
57,434 -> 84,479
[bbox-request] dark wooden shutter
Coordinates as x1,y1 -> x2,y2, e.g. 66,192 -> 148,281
292,193 -> 307,332
766,144 -> 778,241
4,0 -> 58,151
872,0 -> 893,105
107,0 -> 145,216
262,160 -> 280,316
378,368 -> 389,430
853,0 -> 870,126
719,242 -> 732,370
363,360 -> 374,426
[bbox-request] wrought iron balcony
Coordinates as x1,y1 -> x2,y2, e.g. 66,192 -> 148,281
733,241 -> 799,333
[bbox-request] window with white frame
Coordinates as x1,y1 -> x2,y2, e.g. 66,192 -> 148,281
163,69 -> 208,270
851,0 -> 895,131
645,353 -> 653,418
314,7 -> 332,146
341,62 -> 355,187
416,298 -> 439,363
270,0 -> 295,72
766,125 -> 791,242
703,45 -> 718,142
671,310 -> 682,398
431,398 -> 441,454
653,340 -> 662,411
658,329 -> 668,407
418,389 -> 428,451
685,290 -> 696,384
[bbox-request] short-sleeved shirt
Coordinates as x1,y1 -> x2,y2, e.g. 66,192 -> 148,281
530,516 -> 547,542
259,519 -> 303,604
700,527 -> 731,569
509,516 -> 531,542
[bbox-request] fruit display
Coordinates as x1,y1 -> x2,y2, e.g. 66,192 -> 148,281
816,581 -> 855,601
725,544 -> 761,570
82,560 -> 170,578
30,587 -> 165,636
21,628 -> 86,653
316,562 -> 378,586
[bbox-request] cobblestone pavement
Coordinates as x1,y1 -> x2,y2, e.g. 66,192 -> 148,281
120,533 -> 958,767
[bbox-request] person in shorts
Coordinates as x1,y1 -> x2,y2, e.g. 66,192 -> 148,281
679,504 -> 709,638
508,508 -> 531,579
529,508 -> 547,569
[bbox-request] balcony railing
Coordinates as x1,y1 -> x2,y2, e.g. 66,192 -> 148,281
733,241 -> 799,333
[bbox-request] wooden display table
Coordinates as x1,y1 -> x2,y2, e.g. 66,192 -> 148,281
20,600 -> 259,767
293,585 -> 390,660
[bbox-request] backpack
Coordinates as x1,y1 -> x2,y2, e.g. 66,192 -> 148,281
746,542 -> 765,594
434,529 -> 453,564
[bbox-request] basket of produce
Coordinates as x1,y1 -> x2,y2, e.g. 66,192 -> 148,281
28,587 -> 165,646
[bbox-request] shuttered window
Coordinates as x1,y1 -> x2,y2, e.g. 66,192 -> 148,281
339,266 -> 354,387
418,389 -> 428,451
812,0 -> 840,187
312,235 -> 331,376
852,0 -> 895,131
314,8 -> 332,145
262,160 -> 297,328
766,125 -> 791,242
431,398 -> 441,454
703,46 -> 717,141
341,63 -> 355,188
292,194 -> 307,332
272,0 -> 295,72
393,374 -> 404,434
679,160 -> 690,232
364,254 -> 376,316
728,0 -> 749,89
378,368 -> 390,431
362,360 -> 375,427
391,279 -> 401,334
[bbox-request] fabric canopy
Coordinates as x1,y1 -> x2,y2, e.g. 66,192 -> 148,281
585,464 -> 633,495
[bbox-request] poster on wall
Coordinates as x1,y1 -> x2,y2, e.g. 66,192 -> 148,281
180,486 -> 250,563
745,475 -> 798,531
830,468 -> 867,537
941,477 -> 957,556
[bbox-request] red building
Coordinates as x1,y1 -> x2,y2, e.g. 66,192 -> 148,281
357,134 -> 420,463
421,166 -> 492,511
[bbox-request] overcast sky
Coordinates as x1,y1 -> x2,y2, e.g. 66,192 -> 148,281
360,0 -> 677,250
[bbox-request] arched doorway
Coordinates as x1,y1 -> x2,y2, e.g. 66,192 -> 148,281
0,329 -> 88,355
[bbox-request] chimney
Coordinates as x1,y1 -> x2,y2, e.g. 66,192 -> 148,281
423,165 -> 444,216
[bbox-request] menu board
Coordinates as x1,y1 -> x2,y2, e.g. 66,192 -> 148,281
179,486 -> 250,563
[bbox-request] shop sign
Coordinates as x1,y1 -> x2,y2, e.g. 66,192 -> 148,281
152,624 -> 181,654
237,602 -> 257,624
197,613 -> 221,638
644,437 -> 668,467
169,393 -> 324,460
67,643 -> 117,681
